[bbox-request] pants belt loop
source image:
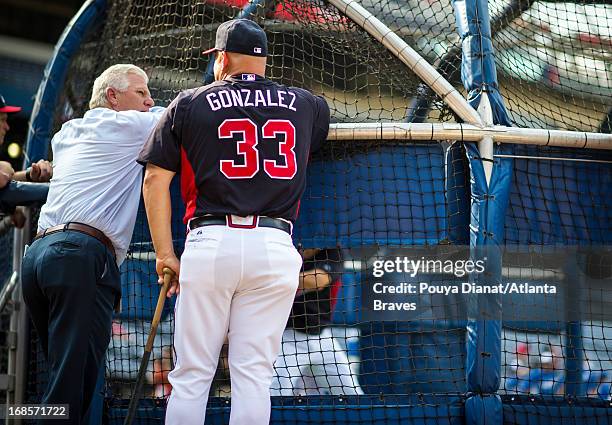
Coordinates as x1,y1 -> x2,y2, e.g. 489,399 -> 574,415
186,217 -> 194,233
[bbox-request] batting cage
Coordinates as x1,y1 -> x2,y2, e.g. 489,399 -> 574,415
1,0 -> 610,423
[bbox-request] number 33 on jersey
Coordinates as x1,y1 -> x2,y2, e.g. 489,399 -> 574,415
138,74 -> 330,224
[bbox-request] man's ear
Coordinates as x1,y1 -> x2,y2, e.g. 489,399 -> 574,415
221,52 -> 230,71
214,52 -> 223,66
106,87 -> 118,109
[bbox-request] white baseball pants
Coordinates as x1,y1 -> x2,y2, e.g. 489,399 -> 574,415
165,224 -> 302,425
270,327 -> 364,396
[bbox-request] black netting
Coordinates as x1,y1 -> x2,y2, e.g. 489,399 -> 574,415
15,0 -> 612,424
58,0 -> 454,125
501,146 -> 612,423
492,1 -> 611,131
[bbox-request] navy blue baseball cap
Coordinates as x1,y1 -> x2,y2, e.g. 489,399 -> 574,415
0,94 -> 21,113
203,19 -> 268,57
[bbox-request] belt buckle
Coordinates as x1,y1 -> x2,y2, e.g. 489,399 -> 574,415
227,215 -> 258,229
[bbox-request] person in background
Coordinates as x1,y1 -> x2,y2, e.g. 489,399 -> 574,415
271,248 -> 363,396
0,94 -> 52,226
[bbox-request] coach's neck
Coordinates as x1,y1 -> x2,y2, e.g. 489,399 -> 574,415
216,51 -> 267,81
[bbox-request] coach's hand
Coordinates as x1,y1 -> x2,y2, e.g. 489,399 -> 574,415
156,254 -> 180,297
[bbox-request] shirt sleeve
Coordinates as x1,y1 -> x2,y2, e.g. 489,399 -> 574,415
137,93 -> 188,172
310,95 -> 330,153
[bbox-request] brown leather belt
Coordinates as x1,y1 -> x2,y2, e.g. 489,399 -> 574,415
35,222 -> 116,260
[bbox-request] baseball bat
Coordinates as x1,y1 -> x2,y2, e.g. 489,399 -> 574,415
123,267 -> 175,425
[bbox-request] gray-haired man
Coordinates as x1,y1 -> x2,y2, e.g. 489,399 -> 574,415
21,64 -> 163,424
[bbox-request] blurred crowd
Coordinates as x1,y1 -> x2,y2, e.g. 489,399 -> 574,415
505,342 -> 611,399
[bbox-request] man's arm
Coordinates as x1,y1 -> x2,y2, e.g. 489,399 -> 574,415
142,163 -> 180,296
13,160 -> 53,182
298,248 -> 333,292
299,268 -> 332,292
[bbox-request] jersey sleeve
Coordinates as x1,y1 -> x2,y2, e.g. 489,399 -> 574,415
310,95 -> 330,153
137,92 -> 189,171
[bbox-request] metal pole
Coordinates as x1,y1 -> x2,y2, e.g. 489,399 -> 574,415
494,155 -> 612,164
326,122 -> 612,150
6,209 -> 31,425
326,0 -> 483,126
0,272 -> 18,314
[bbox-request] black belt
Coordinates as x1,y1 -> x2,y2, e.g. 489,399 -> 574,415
189,215 -> 292,235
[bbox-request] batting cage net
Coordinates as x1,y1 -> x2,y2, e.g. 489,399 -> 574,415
501,144 -> 612,423
13,0 -> 612,424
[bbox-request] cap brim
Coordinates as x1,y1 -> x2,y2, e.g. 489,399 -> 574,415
0,106 -> 21,113
202,47 -> 220,55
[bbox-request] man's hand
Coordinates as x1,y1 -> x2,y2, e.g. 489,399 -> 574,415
28,160 -> 53,182
0,162 -> 14,189
156,254 -> 180,298
10,207 -> 26,228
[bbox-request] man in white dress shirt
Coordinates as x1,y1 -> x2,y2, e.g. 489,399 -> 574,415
21,64 -> 163,424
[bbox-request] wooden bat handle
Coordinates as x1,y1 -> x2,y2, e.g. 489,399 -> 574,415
144,268 -> 175,353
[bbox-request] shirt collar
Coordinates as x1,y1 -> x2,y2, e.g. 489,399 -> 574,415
228,73 -> 266,82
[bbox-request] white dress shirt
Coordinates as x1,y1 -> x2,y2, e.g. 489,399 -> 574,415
38,106 -> 165,265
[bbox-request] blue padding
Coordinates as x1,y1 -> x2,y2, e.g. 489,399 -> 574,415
452,0 -> 512,127
446,143 -> 470,245
109,395 -> 465,425
505,148 -> 612,245
331,271 -> 360,325
454,1 -> 513,423
359,322 -> 466,394
117,259 -> 175,321
25,0 -> 107,164
465,144 -> 505,396
465,319 -> 501,393
0,182 -> 48,211
294,144 -> 447,248
503,401 -> 612,425
465,395 -> 502,425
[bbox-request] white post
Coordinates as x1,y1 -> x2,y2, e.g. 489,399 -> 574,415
476,92 -> 495,186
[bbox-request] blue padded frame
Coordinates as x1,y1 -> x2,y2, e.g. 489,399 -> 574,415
452,0 -> 513,424
24,0 -> 107,165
